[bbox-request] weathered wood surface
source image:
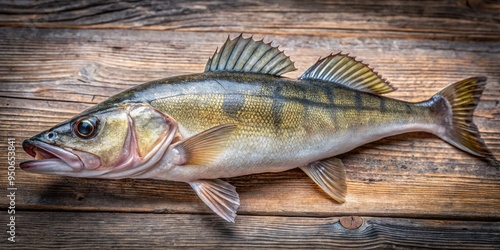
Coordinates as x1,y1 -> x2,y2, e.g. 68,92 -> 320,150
0,0 -> 499,41
1,0 -> 499,248
10,212 -> 500,249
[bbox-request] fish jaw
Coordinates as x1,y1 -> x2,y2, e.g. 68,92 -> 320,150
20,139 -> 99,173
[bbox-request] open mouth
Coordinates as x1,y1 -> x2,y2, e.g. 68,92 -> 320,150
20,140 -> 84,173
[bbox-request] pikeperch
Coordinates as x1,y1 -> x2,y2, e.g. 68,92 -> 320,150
20,35 -> 497,222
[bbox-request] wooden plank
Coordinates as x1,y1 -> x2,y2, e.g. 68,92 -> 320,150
4,160 -> 500,220
1,28 -> 499,103
1,1 -> 499,248
0,28 -> 499,220
0,0 -> 499,41
4,211 -> 499,248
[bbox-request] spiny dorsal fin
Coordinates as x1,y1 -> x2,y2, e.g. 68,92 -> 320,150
300,53 -> 396,95
205,34 -> 297,76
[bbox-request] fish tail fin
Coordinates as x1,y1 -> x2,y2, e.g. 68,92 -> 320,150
431,77 -> 498,166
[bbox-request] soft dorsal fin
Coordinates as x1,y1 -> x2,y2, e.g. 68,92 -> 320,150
205,34 -> 297,76
300,53 -> 396,94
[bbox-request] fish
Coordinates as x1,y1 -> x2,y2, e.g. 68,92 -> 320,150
20,35 -> 498,222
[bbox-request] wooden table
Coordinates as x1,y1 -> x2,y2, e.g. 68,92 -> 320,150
1,1 -> 499,248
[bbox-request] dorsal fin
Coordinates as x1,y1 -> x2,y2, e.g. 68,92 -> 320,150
300,53 -> 396,94
205,34 -> 297,76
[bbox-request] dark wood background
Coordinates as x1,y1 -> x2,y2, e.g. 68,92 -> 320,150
1,0 -> 499,248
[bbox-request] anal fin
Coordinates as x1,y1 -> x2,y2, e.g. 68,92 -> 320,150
300,157 -> 347,203
189,179 -> 240,223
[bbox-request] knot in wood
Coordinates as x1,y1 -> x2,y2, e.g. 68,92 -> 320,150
75,193 -> 85,201
339,216 -> 363,230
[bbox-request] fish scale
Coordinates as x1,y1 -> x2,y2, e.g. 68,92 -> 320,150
20,35 -> 497,223
151,73 -> 427,142
147,76 -> 422,179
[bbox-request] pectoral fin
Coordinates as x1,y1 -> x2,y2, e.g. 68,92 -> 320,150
189,179 -> 240,223
173,124 -> 237,166
300,157 -> 347,203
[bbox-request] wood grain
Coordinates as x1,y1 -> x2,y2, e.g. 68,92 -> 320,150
0,28 -> 498,220
0,0 -> 499,248
9,212 -> 500,249
0,0 -> 499,41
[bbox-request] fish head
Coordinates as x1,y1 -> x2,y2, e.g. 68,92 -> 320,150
20,103 -> 178,178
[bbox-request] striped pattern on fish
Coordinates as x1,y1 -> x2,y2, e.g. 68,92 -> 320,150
147,72 -> 436,179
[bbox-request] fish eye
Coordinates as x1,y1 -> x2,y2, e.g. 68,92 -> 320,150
73,116 -> 99,139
